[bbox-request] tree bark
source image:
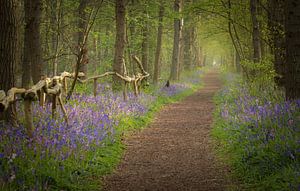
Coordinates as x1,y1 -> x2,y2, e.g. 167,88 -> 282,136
23,0 -> 43,85
183,26 -> 194,70
250,0 -> 262,63
51,0 -> 63,77
113,0 -> 126,89
0,0 -> 19,126
170,0 -> 182,81
141,23 -> 149,77
78,0 -> 90,78
268,0 -> 285,86
183,0 -> 194,71
285,0 -> 300,100
22,0 -> 32,88
153,3 -> 164,85
30,0 -> 43,84
235,50 -> 241,73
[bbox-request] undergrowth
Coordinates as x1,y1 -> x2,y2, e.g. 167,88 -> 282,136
212,72 -> 300,190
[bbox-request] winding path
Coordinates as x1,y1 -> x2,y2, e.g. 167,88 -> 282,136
103,70 -> 230,191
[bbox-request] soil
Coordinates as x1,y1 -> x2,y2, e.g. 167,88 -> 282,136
102,70 -> 231,191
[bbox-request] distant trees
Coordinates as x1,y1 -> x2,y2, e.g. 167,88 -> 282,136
0,0 -> 207,96
191,0 -> 300,100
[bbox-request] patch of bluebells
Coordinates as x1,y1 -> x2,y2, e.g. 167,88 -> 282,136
0,70 -> 203,189
157,70 -> 203,97
158,83 -> 190,97
216,75 -> 300,189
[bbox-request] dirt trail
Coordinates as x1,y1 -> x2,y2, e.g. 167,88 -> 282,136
103,70 -> 230,191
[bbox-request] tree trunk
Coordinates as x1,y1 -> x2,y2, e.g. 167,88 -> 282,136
51,0 -> 62,77
113,0 -> 126,89
128,19 -> 136,74
104,24 -> 110,60
250,0 -> 262,63
153,3 -> 164,85
0,0 -> 19,126
141,24 -> 149,76
22,0 -> 32,87
194,46 -> 202,67
170,0 -> 182,81
179,23 -> 184,80
183,26 -> 194,70
268,0 -> 285,86
50,0 -> 58,76
29,0 -> 43,84
23,0 -> 43,85
235,50 -> 241,73
78,0 -> 89,78
183,0 -> 194,71
285,0 -> 300,100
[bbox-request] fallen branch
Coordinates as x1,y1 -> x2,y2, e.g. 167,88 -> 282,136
0,88 -> 26,112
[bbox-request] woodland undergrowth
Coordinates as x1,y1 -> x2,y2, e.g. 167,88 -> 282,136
0,69 -> 203,190
213,70 -> 300,190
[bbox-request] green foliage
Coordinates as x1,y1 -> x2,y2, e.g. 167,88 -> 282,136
241,55 -> 277,85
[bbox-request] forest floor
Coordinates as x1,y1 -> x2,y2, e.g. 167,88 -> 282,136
102,70 -> 232,191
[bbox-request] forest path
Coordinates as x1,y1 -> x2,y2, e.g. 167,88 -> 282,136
103,70 -> 230,191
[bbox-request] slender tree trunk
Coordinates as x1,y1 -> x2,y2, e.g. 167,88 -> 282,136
104,24 -> 110,59
183,26 -> 194,70
78,0 -> 89,78
125,23 -> 132,74
45,2 -> 52,76
285,0 -> 300,100
226,0 -> 241,61
235,50 -> 241,73
93,34 -> 99,74
183,0 -> 194,71
178,23 -> 184,80
141,24 -> 149,75
195,46 -> 202,67
170,0 -> 182,81
0,0 -> 19,126
128,20 -> 136,74
29,0 -> 43,84
250,0 -> 262,63
53,0 -> 62,76
153,3 -> 164,85
202,54 -> 206,66
50,0 -> 58,76
113,0 -> 126,89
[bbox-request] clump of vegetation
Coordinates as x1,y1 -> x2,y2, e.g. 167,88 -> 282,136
0,69 -> 203,190
213,73 -> 300,190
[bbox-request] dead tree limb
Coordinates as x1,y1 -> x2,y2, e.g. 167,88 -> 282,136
0,88 -> 26,112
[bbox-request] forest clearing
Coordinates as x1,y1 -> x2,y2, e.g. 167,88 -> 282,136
0,0 -> 300,190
